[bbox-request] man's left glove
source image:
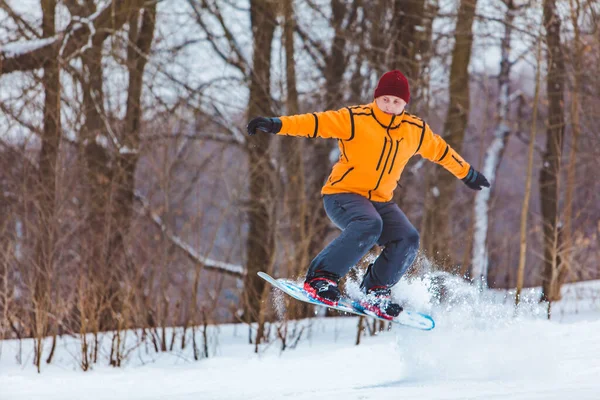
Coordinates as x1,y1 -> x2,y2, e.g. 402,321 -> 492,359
462,167 -> 490,191
246,117 -> 282,135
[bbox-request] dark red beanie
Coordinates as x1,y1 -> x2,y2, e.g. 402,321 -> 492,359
373,70 -> 410,103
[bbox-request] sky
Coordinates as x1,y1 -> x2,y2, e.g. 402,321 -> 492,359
2,275 -> 600,400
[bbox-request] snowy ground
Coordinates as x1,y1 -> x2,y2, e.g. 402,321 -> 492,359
2,277 -> 600,400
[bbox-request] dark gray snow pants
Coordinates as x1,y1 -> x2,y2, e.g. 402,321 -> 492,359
307,193 -> 419,290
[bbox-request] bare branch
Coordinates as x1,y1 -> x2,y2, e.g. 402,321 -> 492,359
0,0 -> 146,75
294,23 -> 326,73
186,0 -> 249,75
142,131 -> 243,145
0,0 -> 41,39
134,191 -> 246,278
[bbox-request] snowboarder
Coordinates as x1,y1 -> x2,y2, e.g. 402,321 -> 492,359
247,70 -> 490,319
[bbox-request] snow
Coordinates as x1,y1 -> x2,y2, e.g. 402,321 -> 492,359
0,0 -> 106,59
60,15 -> 96,57
0,37 -> 58,58
471,130 -> 507,284
2,278 -> 600,400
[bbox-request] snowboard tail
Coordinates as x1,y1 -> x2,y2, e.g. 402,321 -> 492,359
258,272 -> 435,331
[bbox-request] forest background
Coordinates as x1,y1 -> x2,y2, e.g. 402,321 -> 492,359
0,0 -> 598,371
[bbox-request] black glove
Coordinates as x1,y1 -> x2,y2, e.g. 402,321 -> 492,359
246,117 -> 282,135
462,167 -> 490,190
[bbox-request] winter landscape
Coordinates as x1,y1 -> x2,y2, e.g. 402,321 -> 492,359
2,276 -> 600,400
1,0 -> 600,399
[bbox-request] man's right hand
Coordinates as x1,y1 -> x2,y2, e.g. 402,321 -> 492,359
462,167 -> 490,191
246,117 -> 282,135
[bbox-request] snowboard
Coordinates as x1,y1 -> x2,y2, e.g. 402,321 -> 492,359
258,272 -> 435,331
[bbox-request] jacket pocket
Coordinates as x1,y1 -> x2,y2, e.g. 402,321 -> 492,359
330,166 -> 355,186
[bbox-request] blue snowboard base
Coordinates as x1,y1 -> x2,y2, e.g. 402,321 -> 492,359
258,272 -> 435,331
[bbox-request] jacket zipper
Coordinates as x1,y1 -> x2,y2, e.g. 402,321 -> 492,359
375,138 -> 388,171
370,116 -> 396,198
388,138 -> 403,174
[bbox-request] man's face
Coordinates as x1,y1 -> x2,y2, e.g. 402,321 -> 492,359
375,95 -> 406,115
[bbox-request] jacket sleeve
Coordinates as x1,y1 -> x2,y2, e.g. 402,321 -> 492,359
277,108 -> 352,139
417,123 -> 471,179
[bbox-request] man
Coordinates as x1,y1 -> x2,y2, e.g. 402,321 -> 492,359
247,70 -> 489,319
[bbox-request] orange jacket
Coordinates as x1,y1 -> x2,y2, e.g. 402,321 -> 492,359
278,102 -> 471,202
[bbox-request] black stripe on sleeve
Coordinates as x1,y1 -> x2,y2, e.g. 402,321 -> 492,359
452,155 -> 464,167
438,144 -> 449,162
312,113 -> 319,138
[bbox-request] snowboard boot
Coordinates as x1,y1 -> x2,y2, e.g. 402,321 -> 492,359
359,286 -> 403,320
304,272 -> 341,306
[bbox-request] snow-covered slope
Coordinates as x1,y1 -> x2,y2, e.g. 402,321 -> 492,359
2,278 -> 600,400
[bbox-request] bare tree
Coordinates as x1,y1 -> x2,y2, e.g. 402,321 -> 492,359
390,0 -> 435,112
279,0 -> 311,321
65,0 -> 112,358
471,0 -> 522,286
540,0 -> 566,306
242,0 -> 277,338
560,0 -> 584,287
109,1 -> 157,363
421,0 -> 478,271
31,0 -> 61,373
516,33 -> 543,306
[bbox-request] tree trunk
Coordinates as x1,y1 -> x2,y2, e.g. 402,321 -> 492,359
470,1 -> 515,287
68,0 -> 112,336
421,0 -> 478,271
280,0 -> 310,320
242,0 -> 277,329
281,0 -> 306,276
540,0 -> 566,304
32,0 -> 60,373
391,0 -> 436,210
106,2 -> 157,328
561,0 -> 583,288
516,35 -> 543,306
390,0 -> 429,110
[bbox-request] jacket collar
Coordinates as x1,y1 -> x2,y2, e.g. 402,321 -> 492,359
371,101 -> 404,129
